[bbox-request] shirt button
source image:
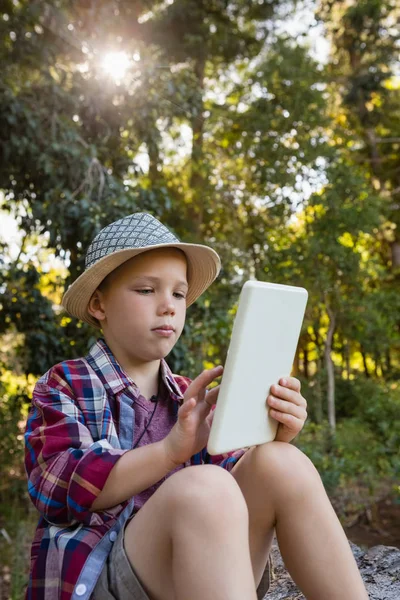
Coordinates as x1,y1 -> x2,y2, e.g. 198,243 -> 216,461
75,584 -> 87,596
109,531 -> 118,542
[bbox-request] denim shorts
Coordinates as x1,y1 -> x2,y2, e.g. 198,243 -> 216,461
93,521 -> 271,600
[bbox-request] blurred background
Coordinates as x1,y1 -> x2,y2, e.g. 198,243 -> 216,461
0,0 -> 399,597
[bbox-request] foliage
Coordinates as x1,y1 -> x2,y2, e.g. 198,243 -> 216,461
297,391 -> 400,501
0,375 -> 29,494
1,2 -> 400,594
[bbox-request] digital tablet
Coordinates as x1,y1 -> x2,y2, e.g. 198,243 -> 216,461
207,281 -> 308,455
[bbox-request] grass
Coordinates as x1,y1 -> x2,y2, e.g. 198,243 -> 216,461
0,483 -> 37,600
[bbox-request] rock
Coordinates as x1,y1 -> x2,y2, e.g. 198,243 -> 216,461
358,544 -> 400,600
264,540 -> 400,600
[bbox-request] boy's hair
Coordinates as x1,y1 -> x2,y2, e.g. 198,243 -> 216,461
62,213 -> 221,328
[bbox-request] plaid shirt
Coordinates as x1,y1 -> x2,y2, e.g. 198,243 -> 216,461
24,339 -> 245,600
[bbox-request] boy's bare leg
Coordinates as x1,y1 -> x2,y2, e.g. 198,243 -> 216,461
231,441 -> 369,600
124,464 -> 258,600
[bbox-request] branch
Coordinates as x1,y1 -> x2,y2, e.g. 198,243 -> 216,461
375,137 -> 400,143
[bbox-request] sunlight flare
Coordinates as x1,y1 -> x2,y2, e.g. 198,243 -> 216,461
102,51 -> 130,80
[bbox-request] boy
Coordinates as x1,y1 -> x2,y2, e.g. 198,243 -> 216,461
24,213 -> 368,600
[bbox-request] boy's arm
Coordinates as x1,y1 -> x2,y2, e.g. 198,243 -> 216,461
25,382 -> 126,526
90,442 -> 176,511
25,382 -> 176,525
94,366 -> 231,510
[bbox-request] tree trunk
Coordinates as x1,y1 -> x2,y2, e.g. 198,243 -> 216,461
391,240 -> 400,269
325,306 -> 336,434
374,353 -> 380,377
311,322 -> 324,423
337,337 -> 344,378
361,349 -> 370,378
344,339 -> 351,380
188,55 -> 206,235
384,348 -> 392,377
303,347 -> 309,379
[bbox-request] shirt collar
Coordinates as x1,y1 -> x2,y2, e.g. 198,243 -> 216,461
86,338 -> 184,401
160,358 -> 185,401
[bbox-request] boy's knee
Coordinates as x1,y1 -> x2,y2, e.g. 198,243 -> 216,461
251,441 -> 320,492
164,464 -> 248,521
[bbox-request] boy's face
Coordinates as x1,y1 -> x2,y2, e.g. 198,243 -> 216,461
89,248 -> 188,364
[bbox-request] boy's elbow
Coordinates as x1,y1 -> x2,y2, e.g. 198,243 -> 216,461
27,479 -> 68,524
28,481 -> 90,527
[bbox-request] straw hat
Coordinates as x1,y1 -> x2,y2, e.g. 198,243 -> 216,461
61,213 -> 221,328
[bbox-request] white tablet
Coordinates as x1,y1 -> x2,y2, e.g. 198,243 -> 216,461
207,280 -> 308,455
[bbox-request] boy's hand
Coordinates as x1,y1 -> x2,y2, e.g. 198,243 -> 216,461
163,366 -> 222,467
267,377 -> 307,443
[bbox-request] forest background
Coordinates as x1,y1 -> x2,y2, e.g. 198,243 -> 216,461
0,0 -> 399,598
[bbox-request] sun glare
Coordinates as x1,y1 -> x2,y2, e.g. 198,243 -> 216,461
102,51 -> 130,80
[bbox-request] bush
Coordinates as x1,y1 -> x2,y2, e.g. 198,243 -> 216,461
300,370 -> 400,430
297,418 -> 398,490
0,374 -> 35,600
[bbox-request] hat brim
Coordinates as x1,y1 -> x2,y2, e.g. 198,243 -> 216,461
61,243 -> 221,328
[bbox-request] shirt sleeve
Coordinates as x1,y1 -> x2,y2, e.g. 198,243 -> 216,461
24,381 -> 129,528
203,448 -> 247,471
201,404 -> 248,470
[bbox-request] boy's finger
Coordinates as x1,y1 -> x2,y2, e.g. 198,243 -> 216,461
179,397 -> 196,418
204,385 -> 220,406
197,387 -> 206,404
270,384 -> 306,408
184,366 -> 223,401
269,409 -> 304,430
197,386 -> 220,420
195,387 -> 220,422
267,395 -> 307,420
279,377 -> 301,392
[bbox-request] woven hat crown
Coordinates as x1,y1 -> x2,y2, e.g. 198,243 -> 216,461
86,213 -> 178,269
62,211 -> 221,328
